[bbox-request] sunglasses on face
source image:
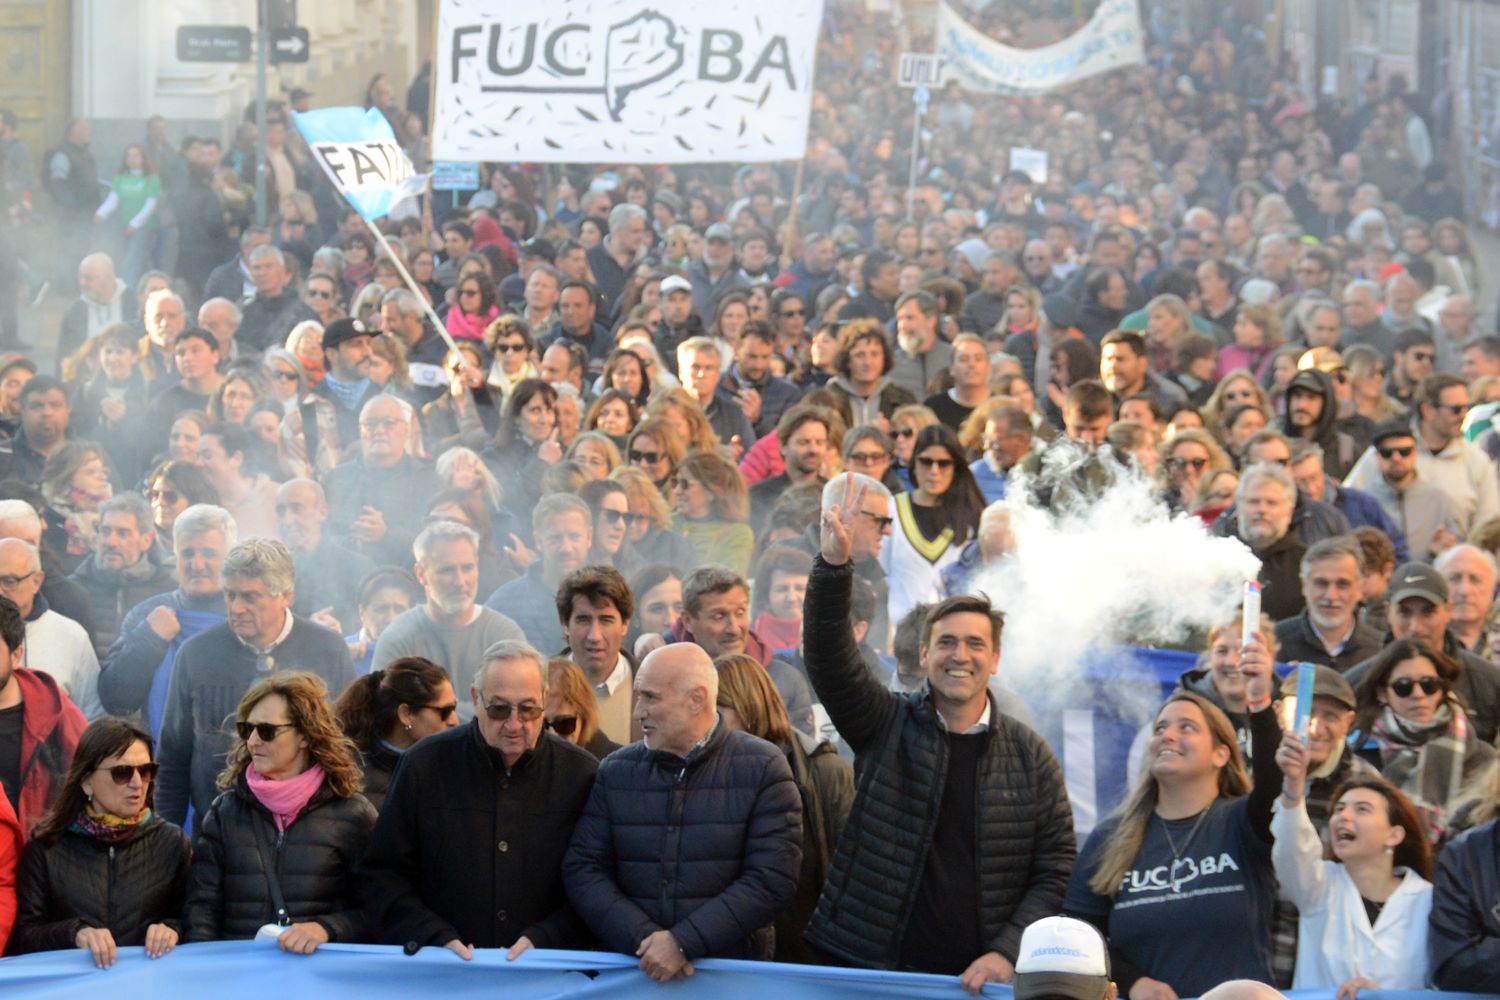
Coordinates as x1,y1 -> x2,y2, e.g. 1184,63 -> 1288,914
848,450 -> 889,465
306,288 -> 334,299
96,762 -> 159,785
1409,351 -> 1435,363
146,488 -> 182,505
780,308 -> 805,318
860,510 -> 894,530
629,449 -> 663,464
545,715 -> 578,736
916,456 -> 954,470
273,370 -> 300,383
1436,402 -> 1469,416
1388,676 -> 1443,698
600,509 -> 628,525
894,427 -> 916,439
460,288 -> 481,298
426,703 -> 458,721
1377,445 -> 1415,459
1170,456 -> 1208,472
483,702 -> 544,723
237,721 -> 294,742
496,342 -> 528,354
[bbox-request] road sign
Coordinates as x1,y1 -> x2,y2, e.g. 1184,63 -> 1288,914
177,25 -> 253,63
898,52 -> 943,89
270,27 -> 310,64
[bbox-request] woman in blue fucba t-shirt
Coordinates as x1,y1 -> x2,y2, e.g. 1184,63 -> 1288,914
1065,688 -> 1283,997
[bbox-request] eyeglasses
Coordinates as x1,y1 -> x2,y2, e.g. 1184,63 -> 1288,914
306,288 -> 334,299
96,762 -> 159,785
779,308 -> 806,318
622,512 -> 649,527
1377,445 -> 1415,459
915,456 -> 954,470
629,449 -> 663,464
1388,676 -> 1443,698
848,449 -> 889,466
0,571 -> 35,588
496,342 -> 528,354
146,488 -> 182,506
273,369 -> 300,383
860,510 -> 894,531
424,703 -> 458,721
1436,402 -> 1469,416
894,427 -> 916,439
483,702 -> 544,723
236,721 -> 295,742
600,509 -> 627,525
1409,351 -> 1435,363
1170,457 -> 1209,472
545,715 -> 578,736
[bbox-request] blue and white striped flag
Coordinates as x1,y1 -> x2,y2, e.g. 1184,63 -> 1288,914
291,106 -> 429,221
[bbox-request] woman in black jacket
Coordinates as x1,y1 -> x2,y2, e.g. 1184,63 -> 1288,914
11,717 -> 191,967
481,378 -> 561,524
334,657 -> 459,810
183,671 -> 376,953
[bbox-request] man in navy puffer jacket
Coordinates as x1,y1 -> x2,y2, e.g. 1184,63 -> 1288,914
563,643 -> 802,979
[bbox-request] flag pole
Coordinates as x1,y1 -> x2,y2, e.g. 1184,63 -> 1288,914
360,217 -> 461,357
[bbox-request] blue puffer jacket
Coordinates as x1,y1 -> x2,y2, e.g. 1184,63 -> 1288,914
562,722 -> 802,960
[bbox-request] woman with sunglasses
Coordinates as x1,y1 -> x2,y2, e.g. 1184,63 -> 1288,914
183,672 -> 375,952
483,315 -> 540,410
671,450 -> 754,575
11,717 -> 191,965
1202,369 -> 1272,443
1352,638 -> 1496,843
142,459 -> 218,543
334,657 -> 459,811
886,425 -> 986,627
545,658 -> 619,760
888,404 -> 939,492
445,274 -> 499,344
577,478 -> 638,574
609,467 -> 697,574
1159,429 -> 1231,513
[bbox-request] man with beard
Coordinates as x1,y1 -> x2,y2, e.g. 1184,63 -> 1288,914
890,291 -> 952,398
1100,331 -> 1188,413
1344,421 -> 1462,559
1273,537 -> 1384,671
1237,463 -> 1307,620
485,495 -> 593,653
372,521 -> 524,718
1279,368 -> 1357,479
749,406 -> 832,534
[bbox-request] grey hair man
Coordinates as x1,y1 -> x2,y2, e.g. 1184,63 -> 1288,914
373,521 -> 525,717
1273,536 -> 1384,672
1236,463 -> 1308,620
0,537 -> 102,719
69,491 -> 174,659
586,202 -> 649,312
155,536 -> 355,824
238,243 -> 318,351
1436,543 -> 1498,653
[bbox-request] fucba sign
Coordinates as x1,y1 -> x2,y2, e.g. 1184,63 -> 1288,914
433,0 -> 823,164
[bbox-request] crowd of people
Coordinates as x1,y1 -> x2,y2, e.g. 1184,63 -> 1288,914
0,1 -> 1498,997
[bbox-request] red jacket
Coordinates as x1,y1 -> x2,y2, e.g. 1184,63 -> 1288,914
0,786 -> 17,954
9,668 -> 87,836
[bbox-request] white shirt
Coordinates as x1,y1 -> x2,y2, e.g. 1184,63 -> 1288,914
937,698 -> 991,736
22,609 -> 103,720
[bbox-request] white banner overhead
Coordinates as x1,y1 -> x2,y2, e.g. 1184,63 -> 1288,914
433,0 -> 824,164
936,0 -> 1144,96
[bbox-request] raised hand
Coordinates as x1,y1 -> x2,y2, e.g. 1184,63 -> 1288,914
1275,728 -> 1309,803
820,470 -> 867,566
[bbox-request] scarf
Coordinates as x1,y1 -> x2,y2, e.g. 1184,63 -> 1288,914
446,303 -> 499,342
752,610 -> 803,653
147,605 -> 226,737
1371,701 -> 1469,841
323,372 -> 372,412
71,804 -> 150,844
57,485 -> 113,556
246,762 -> 327,832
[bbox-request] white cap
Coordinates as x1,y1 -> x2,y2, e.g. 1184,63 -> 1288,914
1014,916 -> 1110,1000
1238,277 -> 1280,306
660,275 -> 693,296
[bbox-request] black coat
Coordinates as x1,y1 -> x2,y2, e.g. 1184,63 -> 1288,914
69,553 -> 175,661
359,723 -> 598,950
9,814 -> 192,953
357,741 -> 400,813
183,774 -> 375,942
800,556 -> 1076,968
1272,609 -> 1385,675
562,722 -> 802,961
1430,819 -> 1500,992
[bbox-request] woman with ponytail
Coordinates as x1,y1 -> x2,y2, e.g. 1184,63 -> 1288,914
334,657 -> 459,811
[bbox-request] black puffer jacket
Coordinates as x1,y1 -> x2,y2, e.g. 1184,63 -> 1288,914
182,773 -> 376,942
1430,819 -> 1500,992
357,742 -> 400,813
801,556 -> 1077,968
9,814 -> 192,953
562,722 -> 802,960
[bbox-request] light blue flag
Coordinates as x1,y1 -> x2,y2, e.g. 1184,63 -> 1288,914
291,106 -> 428,221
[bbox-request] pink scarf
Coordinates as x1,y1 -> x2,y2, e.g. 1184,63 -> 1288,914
752,611 -> 802,653
246,762 -> 326,832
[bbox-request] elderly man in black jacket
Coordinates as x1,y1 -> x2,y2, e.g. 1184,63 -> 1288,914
360,639 -> 598,958
801,472 -> 1076,994
563,642 -> 802,979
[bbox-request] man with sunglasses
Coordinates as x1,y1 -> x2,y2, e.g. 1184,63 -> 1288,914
361,639 -> 598,960
1345,421 -> 1462,561
156,538 -> 355,826
1344,562 -> 1500,745
299,274 -> 342,329
0,592 -> 86,832
1387,328 -> 1436,410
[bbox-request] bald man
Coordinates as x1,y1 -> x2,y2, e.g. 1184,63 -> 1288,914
196,297 -> 242,366
564,643 -> 802,974
1438,544 -> 1498,654
276,478 -> 373,634
59,253 -> 135,369
0,499 -> 99,637
0,538 -> 102,718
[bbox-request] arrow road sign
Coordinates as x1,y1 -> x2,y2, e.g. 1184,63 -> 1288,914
270,27 -> 310,64
177,25 -> 253,63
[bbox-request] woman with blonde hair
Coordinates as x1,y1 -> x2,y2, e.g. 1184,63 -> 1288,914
624,415 -> 686,492
714,652 -> 852,963
1160,428 -> 1231,512
545,658 -> 619,760
645,387 -> 720,453
1065,682 -> 1282,998
609,466 -> 696,572
671,449 -> 753,573
889,403 -> 939,491
183,672 -> 375,952
1201,370 -> 1272,443
284,321 -> 326,386
1343,344 -> 1404,424
367,332 -> 412,395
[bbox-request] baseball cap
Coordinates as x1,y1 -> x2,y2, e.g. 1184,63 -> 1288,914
1371,419 -> 1416,446
1387,562 -> 1448,607
1280,663 -> 1357,711
660,275 -> 692,296
1014,916 -> 1110,1000
1297,346 -> 1344,374
1238,278 -> 1280,306
519,237 -> 555,260
704,222 -> 733,243
1286,369 -> 1327,399
0,354 -> 37,379
321,317 -> 373,351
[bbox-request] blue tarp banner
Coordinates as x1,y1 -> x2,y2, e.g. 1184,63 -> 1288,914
291,107 -> 428,221
0,942 -> 1489,999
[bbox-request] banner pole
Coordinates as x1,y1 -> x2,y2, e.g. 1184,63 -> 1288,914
363,217 -> 461,357
905,97 -> 922,223
781,157 -> 806,271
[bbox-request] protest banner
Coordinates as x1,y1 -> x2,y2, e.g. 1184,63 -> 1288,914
937,0 -> 1144,96
432,0 -> 823,163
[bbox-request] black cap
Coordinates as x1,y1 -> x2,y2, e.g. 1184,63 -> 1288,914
1286,368 -> 1327,398
1041,291 -> 1080,329
289,87 -> 313,101
1371,419 -> 1416,446
519,237 -> 555,260
322,317 -> 373,351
